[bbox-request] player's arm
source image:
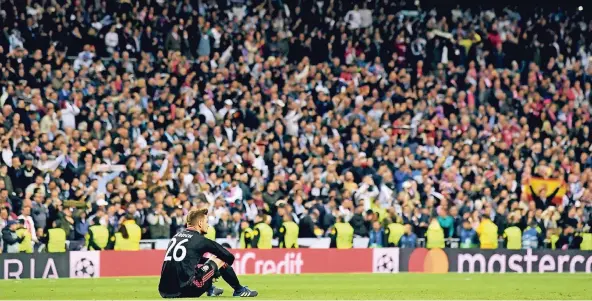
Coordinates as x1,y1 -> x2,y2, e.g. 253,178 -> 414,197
251,229 -> 260,248
204,238 -> 235,265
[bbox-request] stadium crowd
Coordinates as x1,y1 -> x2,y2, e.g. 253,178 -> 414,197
0,0 -> 591,252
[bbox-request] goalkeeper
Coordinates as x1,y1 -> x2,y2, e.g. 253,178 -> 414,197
158,208 -> 258,298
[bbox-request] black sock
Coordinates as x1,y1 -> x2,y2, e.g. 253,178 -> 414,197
220,265 -> 242,290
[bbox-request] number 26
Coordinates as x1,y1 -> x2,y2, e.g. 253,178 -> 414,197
164,238 -> 189,261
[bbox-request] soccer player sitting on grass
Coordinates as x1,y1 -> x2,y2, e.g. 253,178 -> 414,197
158,208 -> 258,298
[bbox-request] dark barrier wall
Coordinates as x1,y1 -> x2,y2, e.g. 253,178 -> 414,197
400,248 -> 592,273
0,253 -> 69,279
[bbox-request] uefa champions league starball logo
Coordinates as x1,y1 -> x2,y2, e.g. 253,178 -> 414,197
73,258 -> 96,278
375,253 -> 396,272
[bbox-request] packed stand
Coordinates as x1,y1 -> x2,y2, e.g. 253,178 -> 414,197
0,0 -> 591,252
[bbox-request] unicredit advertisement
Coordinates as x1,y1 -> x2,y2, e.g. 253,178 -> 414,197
99,248 -> 398,277
399,248 -> 592,273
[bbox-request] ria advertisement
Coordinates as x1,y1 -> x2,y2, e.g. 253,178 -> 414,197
400,248 -> 592,273
0,253 -> 69,279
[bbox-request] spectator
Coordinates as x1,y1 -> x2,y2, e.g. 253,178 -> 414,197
229,212 -> 242,238
170,206 -> 185,237
263,183 -> 283,213
148,204 -> 172,239
197,29 -> 211,58
530,185 -> 561,210
437,206 -> 454,238
298,210 -> 318,238
57,207 -> 76,242
556,225 -> 578,250
426,217 -> 445,249
19,156 -> 40,193
398,224 -> 418,248
31,192 -> 49,230
25,175 -> 46,196
104,26 -> 119,54
18,205 -> 37,244
522,219 -> 543,249
0,166 -> 14,196
8,30 -> 24,52
494,206 -> 508,237
350,206 -> 368,237
2,220 -> 23,253
165,25 -> 182,53
243,198 -> 258,223
414,208 -> 430,239
215,211 -> 233,239
345,6 -> 362,30
60,100 -> 80,130
459,220 -> 478,248
72,211 -> 89,250
477,215 -> 499,249
368,221 -> 386,248
355,176 -> 379,211
0,207 -> 10,231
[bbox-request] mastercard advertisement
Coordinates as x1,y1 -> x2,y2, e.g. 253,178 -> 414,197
406,248 -> 449,273
399,248 -> 592,273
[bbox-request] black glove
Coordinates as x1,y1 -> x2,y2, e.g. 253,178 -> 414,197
203,259 -> 222,279
193,259 -> 221,284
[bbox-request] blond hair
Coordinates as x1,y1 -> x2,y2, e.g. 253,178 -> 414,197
186,208 -> 208,227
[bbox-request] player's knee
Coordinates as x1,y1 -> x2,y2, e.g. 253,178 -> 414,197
210,257 -> 225,269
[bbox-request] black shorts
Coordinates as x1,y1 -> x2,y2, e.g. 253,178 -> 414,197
160,261 -> 219,298
176,285 -> 208,298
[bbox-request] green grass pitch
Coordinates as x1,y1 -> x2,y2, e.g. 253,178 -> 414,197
1,273 -> 591,300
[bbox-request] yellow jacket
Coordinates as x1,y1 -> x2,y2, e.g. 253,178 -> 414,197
426,220 -> 445,249
114,220 -> 142,251
477,219 -> 498,249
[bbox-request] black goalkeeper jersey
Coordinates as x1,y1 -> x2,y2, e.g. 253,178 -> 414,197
158,228 -> 235,296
